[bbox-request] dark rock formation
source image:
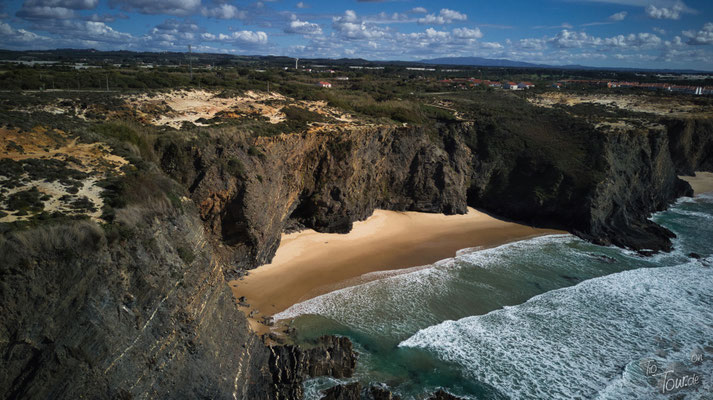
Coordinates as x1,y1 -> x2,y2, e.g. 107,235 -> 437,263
428,389 -> 464,400
665,118 -> 713,175
169,125 -> 470,269
268,335 -> 357,399
321,382 -> 362,400
0,204 -> 355,400
160,115 -> 710,263
576,125 -> 690,251
369,385 -> 402,400
0,208 -> 274,399
3,97 -> 712,399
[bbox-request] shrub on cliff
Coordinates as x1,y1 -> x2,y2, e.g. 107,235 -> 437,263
0,221 -> 104,268
91,121 -> 155,162
98,170 -> 182,225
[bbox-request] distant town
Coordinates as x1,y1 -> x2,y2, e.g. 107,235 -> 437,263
1,49 -> 712,96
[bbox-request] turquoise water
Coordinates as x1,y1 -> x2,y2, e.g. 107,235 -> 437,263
278,193 -> 713,399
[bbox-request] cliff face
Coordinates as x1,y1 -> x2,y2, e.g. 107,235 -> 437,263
665,118 -> 713,175
162,116 -> 706,266
0,201 -> 356,399
161,125 -> 471,269
2,108 -> 710,399
0,204 -> 271,399
583,126 -> 691,251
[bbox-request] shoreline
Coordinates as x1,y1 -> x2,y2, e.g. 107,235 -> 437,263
680,172 -> 713,196
229,207 -> 564,335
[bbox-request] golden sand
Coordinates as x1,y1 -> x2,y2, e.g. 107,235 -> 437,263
680,172 -> 713,196
230,207 -> 564,334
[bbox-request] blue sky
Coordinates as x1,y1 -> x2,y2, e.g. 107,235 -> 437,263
1,0 -> 712,69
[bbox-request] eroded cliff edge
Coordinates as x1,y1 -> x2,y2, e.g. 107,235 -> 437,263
162,115 -> 711,268
2,91 -> 712,399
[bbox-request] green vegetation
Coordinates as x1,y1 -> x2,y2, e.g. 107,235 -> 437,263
226,157 -> 245,177
1,51 -> 707,237
176,246 -> 195,264
6,187 -> 44,214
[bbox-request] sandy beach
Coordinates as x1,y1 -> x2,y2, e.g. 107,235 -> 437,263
680,172 -> 713,195
230,207 -> 564,334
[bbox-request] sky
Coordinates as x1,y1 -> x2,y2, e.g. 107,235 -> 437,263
1,0 -> 712,70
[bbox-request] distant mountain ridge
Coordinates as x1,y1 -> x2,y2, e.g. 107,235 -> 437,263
420,56 -> 554,69
0,49 -> 710,74
419,56 -> 711,74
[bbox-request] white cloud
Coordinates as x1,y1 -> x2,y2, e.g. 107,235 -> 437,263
202,4 -> 245,19
17,6 -> 78,19
603,32 -> 662,48
285,19 -> 321,35
41,19 -> 134,42
646,2 -> 684,20
341,9 -> 358,23
417,8 -> 467,25
549,30 -> 599,48
82,20 -> 131,41
664,35 -> 684,47
332,10 -> 388,39
16,0 -> 101,20
480,41 -> 503,49
24,0 -> 98,9
207,30 -> 268,45
608,11 -> 627,21
110,0 -> 201,16
0,21 -> 48,43
534,22 -> 573,29
452,27 -> 482,39
367,11 -> 409,24
440,9 -> 466,21
296,1 -> 307,8
652,27 -> 666,35
410,7 -> 427,14
683,22 -> 713,45
548,29 -> 664,50
518,38 -> 547,50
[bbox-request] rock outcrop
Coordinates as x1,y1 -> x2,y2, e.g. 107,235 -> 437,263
3,94 -> 711,400
160,115 -> 710,264
320,382 -> 362,400
665,118 -> 713,175
0,204 -> 269,399
428,389 -> 464,400
0,202 -> 355,399
268,335 -> 357,399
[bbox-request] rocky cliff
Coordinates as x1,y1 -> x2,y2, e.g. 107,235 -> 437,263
0,200 -> 356,399
2,97 -> 711,399
160,115 -> 708,266
665,118 -> 713,175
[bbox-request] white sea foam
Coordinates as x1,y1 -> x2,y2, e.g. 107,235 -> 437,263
273,234 -> 577,328
399,259 -> 713,400
273,260 -> 456,335
667,208 -> 713,221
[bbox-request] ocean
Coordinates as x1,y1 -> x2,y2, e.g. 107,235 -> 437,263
275,193 -> 713,399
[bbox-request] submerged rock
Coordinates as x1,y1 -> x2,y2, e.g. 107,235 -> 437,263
428,388 -> 464,400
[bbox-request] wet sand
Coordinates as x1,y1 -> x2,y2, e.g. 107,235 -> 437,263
680,172 -> 713,195
230,207 -> 564,334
